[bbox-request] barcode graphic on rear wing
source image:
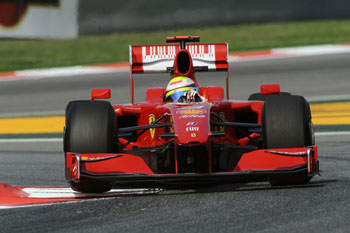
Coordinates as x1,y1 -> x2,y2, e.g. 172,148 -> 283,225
130,43 -> 228,73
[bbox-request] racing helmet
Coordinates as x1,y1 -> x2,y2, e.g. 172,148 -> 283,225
165,76 -> 199,102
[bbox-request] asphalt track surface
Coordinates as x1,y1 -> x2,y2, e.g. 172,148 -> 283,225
1,54 -> 350,232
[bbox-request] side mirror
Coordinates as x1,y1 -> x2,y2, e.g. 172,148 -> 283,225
91,88 -> 111,102
260,84 -> 280,95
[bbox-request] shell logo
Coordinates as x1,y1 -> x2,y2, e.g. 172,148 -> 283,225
178,109 -> 205,115
0,0 -> 59,28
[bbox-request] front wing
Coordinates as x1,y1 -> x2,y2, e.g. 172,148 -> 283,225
65,146 -> 318,185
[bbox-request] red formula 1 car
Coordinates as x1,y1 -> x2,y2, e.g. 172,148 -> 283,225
64,36 -> 319,193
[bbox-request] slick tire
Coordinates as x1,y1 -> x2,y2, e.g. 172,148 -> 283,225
262,95 -> 314,186
64,100 -> 115,153
64,100 -> 115,193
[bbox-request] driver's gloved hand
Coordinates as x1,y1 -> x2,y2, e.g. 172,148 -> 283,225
179,91 -> 205,102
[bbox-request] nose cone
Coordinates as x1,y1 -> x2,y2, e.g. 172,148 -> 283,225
169,103 -> 211,145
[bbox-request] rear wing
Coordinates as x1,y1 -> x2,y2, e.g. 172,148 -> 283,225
128,38 -> 229,104
129,43 -> 229,73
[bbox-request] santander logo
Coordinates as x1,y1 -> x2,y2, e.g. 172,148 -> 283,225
169,79 -> 183,86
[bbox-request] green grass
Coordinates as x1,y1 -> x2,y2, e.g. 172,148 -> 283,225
1,19 -> 350,72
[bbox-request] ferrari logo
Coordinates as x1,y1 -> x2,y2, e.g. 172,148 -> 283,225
191,133 -> 196,137
149,114 -> 155,139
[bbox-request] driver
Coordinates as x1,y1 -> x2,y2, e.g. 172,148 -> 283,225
165,76 -> 205,102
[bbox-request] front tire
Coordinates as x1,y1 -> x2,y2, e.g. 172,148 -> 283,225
64,100 -> 115,193
262,95 -> 313,186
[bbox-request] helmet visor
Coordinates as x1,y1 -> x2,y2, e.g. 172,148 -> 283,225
165,87 -> 194,102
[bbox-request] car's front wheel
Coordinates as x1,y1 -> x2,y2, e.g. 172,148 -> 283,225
64,100 -> 116,193
261,95 -> 314,186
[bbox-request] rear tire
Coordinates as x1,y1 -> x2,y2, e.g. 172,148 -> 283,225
262,95 -> 313,186
64,100 -> 115,193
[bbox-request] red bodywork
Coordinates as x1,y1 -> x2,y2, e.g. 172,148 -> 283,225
65,36 -> 318,186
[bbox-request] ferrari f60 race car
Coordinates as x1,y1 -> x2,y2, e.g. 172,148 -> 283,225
64,36 -> 319,193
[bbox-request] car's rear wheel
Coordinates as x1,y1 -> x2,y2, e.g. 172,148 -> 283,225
261,95 -> 314,186
64,100 -> 116,193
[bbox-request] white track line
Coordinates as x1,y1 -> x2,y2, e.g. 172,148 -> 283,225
0,188 -> 161,209
315,131 -> 350,136
306,94 -> 350,102
272,44 -> 350,56
0,138 -> 62,143
0,198 -> 114,210
0,110 -> 64,118
22,187 -> 159,198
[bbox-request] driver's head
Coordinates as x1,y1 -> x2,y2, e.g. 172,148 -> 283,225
165,76 -> 198,102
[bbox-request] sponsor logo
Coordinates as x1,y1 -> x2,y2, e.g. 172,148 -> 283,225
265,151 -> 307,156
177,109 -> 206,115
149,114 -> 155,139
179,115 -> 205,118
180,105 -> 205,109
80,155 -> 121,161
186,127 -> 199,132
170,80 -> 183,86
86,157 -> 101,161
72,163 -> 78,177
186,122 -> 198,126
